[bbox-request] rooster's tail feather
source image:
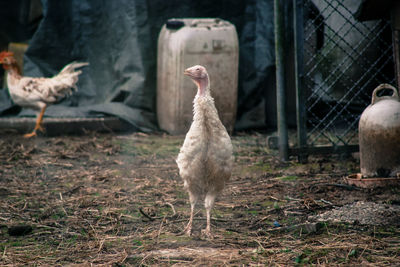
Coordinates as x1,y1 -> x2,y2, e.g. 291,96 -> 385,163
59,62 -> 89,75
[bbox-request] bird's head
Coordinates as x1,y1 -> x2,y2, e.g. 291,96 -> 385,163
0,51 -> 15,64
0,51 -> 17,70
184,65 -> 208,80
184,65 -> 209,95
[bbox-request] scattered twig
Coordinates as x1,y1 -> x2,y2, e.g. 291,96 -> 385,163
170,217 -> 234,225
97,239 -> 105,253
225,228 -> 242,233
285,196 -> 302,202
319,199 -> 333,205
359,244 -> 368,259
284,210 -> 304,216
138,207 -> 155,221
156,216 -> 166,243
255,239 -> 266,251
268,195 -> 280,201
119,249 -> 128,265
19,201 -> 28,211
165,202 -> 176,216
326,183 -> 360,191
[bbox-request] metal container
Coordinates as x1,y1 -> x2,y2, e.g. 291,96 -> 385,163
157,18 -> 239,135
359,84 -> 400,177
346,173 -> 400,189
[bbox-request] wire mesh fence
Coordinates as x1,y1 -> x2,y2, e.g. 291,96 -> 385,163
301,0 -> 395,149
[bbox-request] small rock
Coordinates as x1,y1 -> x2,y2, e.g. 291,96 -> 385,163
0,187 -> 10,197
8,225 -> 33,236
298,222 -> 322,233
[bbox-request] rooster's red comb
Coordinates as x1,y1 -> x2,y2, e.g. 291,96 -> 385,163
0,51 -> 14,60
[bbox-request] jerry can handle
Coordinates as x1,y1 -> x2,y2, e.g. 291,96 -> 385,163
371,84 -> 399,104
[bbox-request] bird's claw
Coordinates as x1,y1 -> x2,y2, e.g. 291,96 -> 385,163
201,229 -> 214,240
182,225 -> 192,236
37,125 -> 45,133
177,228 -> 192,236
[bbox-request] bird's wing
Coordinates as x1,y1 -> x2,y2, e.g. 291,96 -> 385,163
7,77 -> 52,110
17,77 -> 60,104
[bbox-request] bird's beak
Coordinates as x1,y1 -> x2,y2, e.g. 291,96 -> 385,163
183,68 -> 192,76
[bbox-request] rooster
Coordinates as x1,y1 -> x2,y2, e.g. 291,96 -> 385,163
176,65 -> 234,238
0,51 -> 88,138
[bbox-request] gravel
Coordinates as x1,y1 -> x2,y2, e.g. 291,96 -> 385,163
309,201 -> 400,226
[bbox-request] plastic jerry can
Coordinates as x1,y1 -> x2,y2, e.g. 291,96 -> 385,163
157,18 -> 239,135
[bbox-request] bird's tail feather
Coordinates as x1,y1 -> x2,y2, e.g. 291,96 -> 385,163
49,62 -> 89,96
59,62 -> 89,75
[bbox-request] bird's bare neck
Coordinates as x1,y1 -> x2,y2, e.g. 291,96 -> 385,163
3,62 -> 22,79
196,78 -> 210,97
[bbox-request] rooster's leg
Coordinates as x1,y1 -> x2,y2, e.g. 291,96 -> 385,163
36,106 -> 46,133
202,192 -> 217,239
183,192 -> 198,236
23,107 -> 46,138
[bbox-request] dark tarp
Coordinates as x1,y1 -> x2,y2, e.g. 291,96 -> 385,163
354,0 -> 394,22
0,0 -> 276,132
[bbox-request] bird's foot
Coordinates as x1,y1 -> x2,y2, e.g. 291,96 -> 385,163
37,125 -> 45,133
23,131 -> 37,138
185,229 -> 192,236
179,222 -> 192,236
177,228 -> 192,236
182,226 -> 192,236
201,228 -> 213,240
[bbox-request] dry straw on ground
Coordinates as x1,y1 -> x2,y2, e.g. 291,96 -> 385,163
0,132 -> 399,266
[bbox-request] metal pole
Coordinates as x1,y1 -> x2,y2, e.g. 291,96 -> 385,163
293,0 -> 308,163
391,2 -> 400,90
274,0 -> 289,161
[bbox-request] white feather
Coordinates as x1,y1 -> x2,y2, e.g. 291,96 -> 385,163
7,62 -> 89,110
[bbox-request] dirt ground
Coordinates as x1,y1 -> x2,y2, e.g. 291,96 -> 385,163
0,131 -> 399,266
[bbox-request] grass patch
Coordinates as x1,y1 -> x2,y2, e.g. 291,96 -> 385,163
279,175 -> 299,181
117,136 -> 181,158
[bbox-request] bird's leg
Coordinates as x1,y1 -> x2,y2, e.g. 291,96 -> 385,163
183,192 -> 198,236
36,106 -> 46,133
202,192 -> 217,239
183,203 -> 195,236
23,107 -> 46,138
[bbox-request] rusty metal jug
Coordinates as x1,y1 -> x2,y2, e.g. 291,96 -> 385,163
359,84 -> 400,177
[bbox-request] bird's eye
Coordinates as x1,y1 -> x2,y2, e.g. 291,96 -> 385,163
196,68 -> 200,71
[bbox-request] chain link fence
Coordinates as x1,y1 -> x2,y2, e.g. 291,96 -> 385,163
301,0 -> 395,150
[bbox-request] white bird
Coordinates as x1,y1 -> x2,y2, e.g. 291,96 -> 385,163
176,65 -> 234,238
0,51 -> 88,138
